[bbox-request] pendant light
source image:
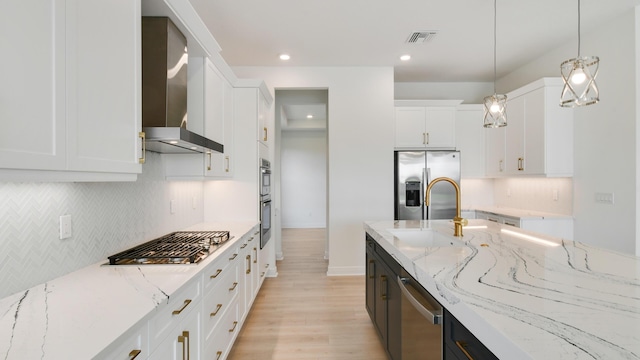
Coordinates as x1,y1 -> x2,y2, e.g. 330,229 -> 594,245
560,0 -> 599,107
483,0 -> 507,128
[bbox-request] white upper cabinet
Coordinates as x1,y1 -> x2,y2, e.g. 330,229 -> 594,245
503,78 -> 574,177
0,0 -> 143,181
394,100 -> 461,149
455,105 -> 485,178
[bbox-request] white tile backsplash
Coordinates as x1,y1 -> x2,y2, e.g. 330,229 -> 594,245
493,177 -> 573,215
0,153 -> 204,299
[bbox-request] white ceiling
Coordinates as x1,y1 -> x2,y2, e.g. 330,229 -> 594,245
190,0 -> 640,83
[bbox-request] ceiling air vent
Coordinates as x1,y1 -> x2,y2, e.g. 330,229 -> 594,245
406,31 -> 438,43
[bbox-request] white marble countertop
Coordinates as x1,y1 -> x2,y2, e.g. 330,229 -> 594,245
364,219 -> 640,360
0,221 -> 258,360
467,206 -> 573,220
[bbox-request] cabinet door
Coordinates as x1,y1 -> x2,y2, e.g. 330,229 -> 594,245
365,244 -> 376,318
204,59 -> 226,177
149,304 -> 201,360
0,1 -> 66,171
505,95 -> 525,175
484,126 -> 505,176
424,107 -> 456,148
522,88 -> 546,175
395,107 -> 427,148
455,106 -> 485,177
258,91 -> 270,147
222,79 -> 234,176
66,0 -> 142,174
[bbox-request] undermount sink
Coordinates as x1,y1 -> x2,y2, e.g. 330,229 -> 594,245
386,228 -> 465,248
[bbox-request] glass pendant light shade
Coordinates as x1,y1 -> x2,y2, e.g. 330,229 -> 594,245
560,0 -> 599,107
483,93 -> 507,128
483,0 -> 507,128
560,55 -> 599,107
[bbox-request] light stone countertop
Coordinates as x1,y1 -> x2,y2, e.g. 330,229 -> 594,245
0,221 -> 259,360
467,206 -> 574,220
364,219 -> 640,360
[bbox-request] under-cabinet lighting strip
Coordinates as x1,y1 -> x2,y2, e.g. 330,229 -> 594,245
501,228 -> 560,247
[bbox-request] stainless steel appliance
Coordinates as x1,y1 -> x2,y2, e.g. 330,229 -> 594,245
259,158 -> 272,249
141,17 -> 223,154
398,269 -> 443,359
394,150 -> 460,220
107,231 -> 230,265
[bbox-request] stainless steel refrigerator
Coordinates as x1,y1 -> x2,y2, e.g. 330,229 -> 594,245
394,150 -> 460,220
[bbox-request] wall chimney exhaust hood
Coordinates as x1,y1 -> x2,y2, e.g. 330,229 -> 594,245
142,17 -> 223,154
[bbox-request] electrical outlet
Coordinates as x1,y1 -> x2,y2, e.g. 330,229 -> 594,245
595,192 -> 614,205
59,215 -> 72,239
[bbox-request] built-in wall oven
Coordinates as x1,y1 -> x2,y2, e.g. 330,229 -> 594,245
259,158 -> 272,249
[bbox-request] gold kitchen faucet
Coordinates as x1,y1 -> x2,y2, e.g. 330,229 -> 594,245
425,177 -> 468,237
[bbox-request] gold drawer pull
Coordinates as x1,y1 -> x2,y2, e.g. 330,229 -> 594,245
246,255 -> 251,274
210,304 -> 223,317
253,247 -> 257,263
178,331 -> 190,360
172,299 -> 192,315
210,269 -> 222,279
138,132 -> 146,164
229,282 -> 238,291
129,349 -> 141,359
207,151 -> 212,171
455,340 -> 474,360
241,243 -> 248,249
263,127 -> 268,141
229,321 -> 238,333
229,253 -> 238,261
225,156 -> 230,172
216,351 -> 222,360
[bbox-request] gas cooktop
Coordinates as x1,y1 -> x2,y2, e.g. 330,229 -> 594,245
107,231 -> 230,265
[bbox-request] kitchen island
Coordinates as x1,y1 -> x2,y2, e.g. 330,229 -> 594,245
0,221 -> 260,359
365,219 -> 640,359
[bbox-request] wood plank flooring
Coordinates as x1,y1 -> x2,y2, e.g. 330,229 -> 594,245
227,228 -> 388,360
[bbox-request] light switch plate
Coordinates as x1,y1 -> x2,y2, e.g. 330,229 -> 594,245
59,215 -> 72,239
595,192 -> 614,205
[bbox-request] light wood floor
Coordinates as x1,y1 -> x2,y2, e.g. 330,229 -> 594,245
227,228 -> 388,360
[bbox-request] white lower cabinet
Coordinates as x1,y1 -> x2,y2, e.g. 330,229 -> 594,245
94,323 -> 148,360
149,303 -> 201,360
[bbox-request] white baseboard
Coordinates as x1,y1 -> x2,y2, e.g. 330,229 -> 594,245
266,267 -> 278,277
326,266 -> 365,276
276,252 -> 284,261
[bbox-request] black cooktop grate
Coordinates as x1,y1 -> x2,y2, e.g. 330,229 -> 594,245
108,231 -> 230,265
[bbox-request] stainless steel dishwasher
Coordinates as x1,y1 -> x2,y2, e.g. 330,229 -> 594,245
398,269 -> 443,360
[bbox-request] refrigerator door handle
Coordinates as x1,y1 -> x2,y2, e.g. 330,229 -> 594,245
424,167 -> 431,220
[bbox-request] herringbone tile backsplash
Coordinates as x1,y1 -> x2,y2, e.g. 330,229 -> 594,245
0,153 -> 205,299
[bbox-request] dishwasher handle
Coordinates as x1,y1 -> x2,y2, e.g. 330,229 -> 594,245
398,276 -> 443,325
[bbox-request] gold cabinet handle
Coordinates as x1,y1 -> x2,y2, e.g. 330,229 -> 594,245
368,259 -> 375,279
210,303 -> 223,317
425,132 -> 429,145
518,157 -> 524,171
246,255 -> 251,274
210,269 -> 222,279
499,159 -> 504,172
240,243 -> 248,249
138,132 -> 146,164
253,247 -> 258,263
261,272 -> 265,278
225,156 -> 230,172
129,349 -> 141,359
177,331 -> 190,360
229,253 -> 238,261
216,351 -> 222,360
263,127 -> 268,141
380,275 -> 387,301
229,282 -> 238,291
228,321 -> 238,333
455,340 -> 475,360
172,299 -> 192,315
207,152 -> 212,171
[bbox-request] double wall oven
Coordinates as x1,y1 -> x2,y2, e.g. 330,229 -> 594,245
259,158 -> 272,249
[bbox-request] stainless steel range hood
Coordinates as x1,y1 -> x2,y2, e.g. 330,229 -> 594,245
142,17 -> 223,154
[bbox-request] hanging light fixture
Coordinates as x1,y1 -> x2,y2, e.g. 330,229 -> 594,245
483,0 -> 507,128
560,0 -> 599,107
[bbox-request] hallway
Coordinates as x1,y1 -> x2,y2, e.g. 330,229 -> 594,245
227,228 -> 387,359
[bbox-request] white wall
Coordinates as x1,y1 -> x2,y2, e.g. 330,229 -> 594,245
281,130 -> 327,228
0,153 -> 205,298
498,9 -> 638,254
233,66 -> 395,275
395,82 -> 494,103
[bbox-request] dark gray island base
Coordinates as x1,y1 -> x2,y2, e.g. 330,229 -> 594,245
366,233 -> 497,360
364,219 -> 640,360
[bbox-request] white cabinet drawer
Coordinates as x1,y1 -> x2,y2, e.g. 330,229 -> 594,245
203,300 -> 239,360
203,260 -> 239,341
95,322 -> 148,360
149,279 -> 201,351
203,249 -> 236,295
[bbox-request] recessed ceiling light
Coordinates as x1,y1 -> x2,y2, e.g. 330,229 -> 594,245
279,54 -> 291,60
400,55 -> 411,61
307,114 -> 313,119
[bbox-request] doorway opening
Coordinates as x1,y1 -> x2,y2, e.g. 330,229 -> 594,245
273,89 -> 328,262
